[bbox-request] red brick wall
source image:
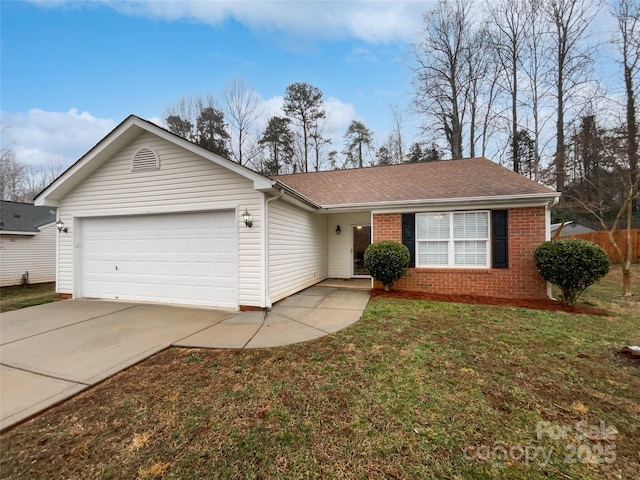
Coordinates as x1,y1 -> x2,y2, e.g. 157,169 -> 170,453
372,207 -> 548,299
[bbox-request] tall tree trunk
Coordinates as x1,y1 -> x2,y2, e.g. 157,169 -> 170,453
555,67 -> 566,192
302,122 -> 308,172
626,63 -> 639,212
622,193 -> 633,296
512,55 -> 519,173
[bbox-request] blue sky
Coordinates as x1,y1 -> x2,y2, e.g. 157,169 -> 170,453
1,0 -> 430,170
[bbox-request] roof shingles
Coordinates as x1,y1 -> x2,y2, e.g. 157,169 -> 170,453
0,201 -> 56,233
272,158 -> 556,207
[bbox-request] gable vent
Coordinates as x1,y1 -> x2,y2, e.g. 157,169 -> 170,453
132,148 -> 159,172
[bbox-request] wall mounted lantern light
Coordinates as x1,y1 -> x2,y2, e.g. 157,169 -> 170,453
335,225 -> 341,235
56,220 -> 68,233
242,209 -> 253,228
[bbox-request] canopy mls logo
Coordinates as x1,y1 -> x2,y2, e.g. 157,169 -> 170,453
462,420 -> 619,466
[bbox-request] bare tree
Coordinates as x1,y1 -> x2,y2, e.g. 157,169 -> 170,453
478,60 -> 504,158
413,0 -> 474,159
389,104 -> 405,163
465,24 -> 494,158
0,144 -> 27,201
488,0 -> 530,171
310,116 -> 331,171
611,0 -> 640,212
544,0 -> 601,192
521,0 -> 551,181
567,163 -> 638,297
24,157 -> 66,199
0,145 -> 65,202
223,77 -> 262,166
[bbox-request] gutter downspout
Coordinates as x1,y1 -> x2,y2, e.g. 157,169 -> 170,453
546,196 -> 560,300
263,188 -> 285,308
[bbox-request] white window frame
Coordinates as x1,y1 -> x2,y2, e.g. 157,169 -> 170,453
416,210 -> 490,268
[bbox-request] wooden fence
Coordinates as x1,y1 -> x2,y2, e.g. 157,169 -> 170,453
564,229 -> 640,264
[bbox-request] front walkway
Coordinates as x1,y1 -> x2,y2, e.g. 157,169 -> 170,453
175,285 -> 370,349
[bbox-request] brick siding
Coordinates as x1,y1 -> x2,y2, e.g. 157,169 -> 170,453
372,207 -> 548,299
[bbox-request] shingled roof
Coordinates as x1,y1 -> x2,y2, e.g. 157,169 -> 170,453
0,201 -> 56,233
273,158 -> 557,207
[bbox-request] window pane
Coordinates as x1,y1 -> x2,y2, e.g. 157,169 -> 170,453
417,213 -> 450,240
453,212 -> 488,239
454,241 -> 487,266
418,241 -> 449,265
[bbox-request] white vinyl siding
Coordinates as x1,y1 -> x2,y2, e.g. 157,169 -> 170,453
416,211 -> 489,267
0,223 -> 56,287
57,132 -> 263,307
268,200 -> 328,304
327,212 -> 371,278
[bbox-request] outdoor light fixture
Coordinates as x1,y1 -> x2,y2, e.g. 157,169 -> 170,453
56,220 -> 68,233
242,209 -> 253,228
335,225 -> 341,235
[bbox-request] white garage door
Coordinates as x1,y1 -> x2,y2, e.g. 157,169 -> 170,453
80,211 -> 237,307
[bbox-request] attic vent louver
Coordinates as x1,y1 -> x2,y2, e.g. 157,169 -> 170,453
132,148 -> 159,172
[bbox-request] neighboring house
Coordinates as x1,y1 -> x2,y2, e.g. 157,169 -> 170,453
550,221 -> 597,237
34,115 -> 560,309
0,201 -> 57,287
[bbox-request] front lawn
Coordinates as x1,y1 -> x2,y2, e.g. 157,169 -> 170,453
0,283 -> 59,313
1,268 -> 638,479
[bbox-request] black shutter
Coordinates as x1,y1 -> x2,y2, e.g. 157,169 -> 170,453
492,210 -> 508,269
402,213 -> 415,268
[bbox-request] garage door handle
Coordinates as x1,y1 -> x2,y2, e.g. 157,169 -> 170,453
115,265 -> 118,271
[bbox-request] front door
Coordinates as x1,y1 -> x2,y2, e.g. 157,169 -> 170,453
352,224 -> 371,277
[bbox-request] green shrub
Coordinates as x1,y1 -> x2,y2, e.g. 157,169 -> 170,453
364,241 -> 410,291
534,239 -> 610,305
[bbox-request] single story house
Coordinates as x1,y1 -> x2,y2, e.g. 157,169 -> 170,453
550,221 -> 597,237
34,115 -> 560,309
0,201 -> 57,287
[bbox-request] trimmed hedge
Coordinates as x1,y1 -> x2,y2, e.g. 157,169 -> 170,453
534,239 -> 610,305
364,241 -> 410,291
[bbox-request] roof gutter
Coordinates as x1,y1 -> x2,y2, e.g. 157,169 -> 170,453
320,192 -> 560,211
271,180 -> 320,210
0,231 -> 38,236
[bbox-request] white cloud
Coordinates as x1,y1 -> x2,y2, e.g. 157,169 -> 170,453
0,109 -> 116,169
324,97 -> 357,144
30,0 -> 431,43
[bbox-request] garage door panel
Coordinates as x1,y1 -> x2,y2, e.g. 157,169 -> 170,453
80,211 -> 237,307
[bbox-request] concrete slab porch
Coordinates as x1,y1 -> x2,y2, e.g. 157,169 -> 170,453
175,286 -> 370,349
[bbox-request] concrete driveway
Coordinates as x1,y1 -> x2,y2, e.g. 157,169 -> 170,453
0,300 -> 233,431
0,286 -> 370,431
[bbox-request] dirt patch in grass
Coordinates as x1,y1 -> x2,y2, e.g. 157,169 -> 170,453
371,288 -> 610,315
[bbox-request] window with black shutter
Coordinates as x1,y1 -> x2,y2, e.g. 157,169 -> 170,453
491,210 -> 509,269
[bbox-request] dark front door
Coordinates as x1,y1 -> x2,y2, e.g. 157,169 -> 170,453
352,225 -> 371,277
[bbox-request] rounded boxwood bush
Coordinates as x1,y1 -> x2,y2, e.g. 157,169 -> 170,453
364,241 -> 410,291
534,239 -> 610,305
